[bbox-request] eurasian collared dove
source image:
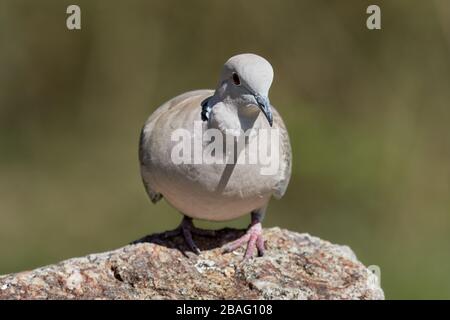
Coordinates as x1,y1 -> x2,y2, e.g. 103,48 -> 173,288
139,53 -> 292,259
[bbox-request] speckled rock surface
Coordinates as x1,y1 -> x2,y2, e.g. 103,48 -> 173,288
0,228 -> 384,300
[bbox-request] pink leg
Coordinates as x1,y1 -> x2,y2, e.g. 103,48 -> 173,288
223,210 -> 266,260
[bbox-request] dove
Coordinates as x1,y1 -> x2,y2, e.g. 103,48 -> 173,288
139,53 -> 292,259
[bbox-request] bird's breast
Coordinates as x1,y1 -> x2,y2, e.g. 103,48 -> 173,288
141,92 -> 285,221
148,127 -> 279,220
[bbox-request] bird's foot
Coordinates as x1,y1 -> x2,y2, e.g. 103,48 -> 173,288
223,222 -> 265,260
161,216 -> 216,254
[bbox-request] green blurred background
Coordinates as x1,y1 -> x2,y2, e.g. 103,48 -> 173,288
1,0 -> 449,299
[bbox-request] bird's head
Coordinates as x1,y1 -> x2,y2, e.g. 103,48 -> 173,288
215,53 -> 274,126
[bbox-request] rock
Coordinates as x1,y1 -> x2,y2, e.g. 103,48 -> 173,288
0,227 -> 384,300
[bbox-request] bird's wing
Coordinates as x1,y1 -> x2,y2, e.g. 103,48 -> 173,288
139,127 -> 164,203
139,90 -> 214,204
272,106 -> 292,199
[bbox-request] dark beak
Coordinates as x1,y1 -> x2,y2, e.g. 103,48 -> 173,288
254,94 -> 273,127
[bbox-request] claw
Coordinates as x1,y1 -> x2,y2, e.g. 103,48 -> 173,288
182,222 -> 201,254
223,222 -> 265,259
256,234 -> 265,256
244,234 -> 258,260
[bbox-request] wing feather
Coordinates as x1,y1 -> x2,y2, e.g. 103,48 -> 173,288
272,106 -> 292,199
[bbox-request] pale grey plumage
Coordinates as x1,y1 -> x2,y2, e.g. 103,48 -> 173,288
139,54 -> 292,257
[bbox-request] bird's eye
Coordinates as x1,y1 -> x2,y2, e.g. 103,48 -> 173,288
232,72 -> 241,86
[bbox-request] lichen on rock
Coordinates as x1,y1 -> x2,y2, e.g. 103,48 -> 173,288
0,227 -> 384,300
